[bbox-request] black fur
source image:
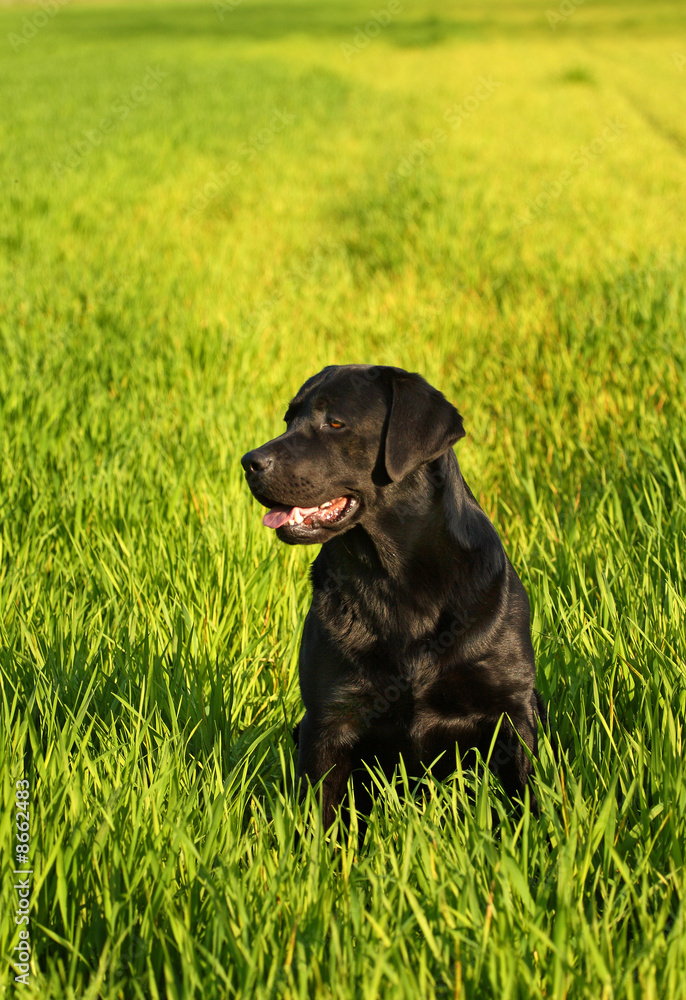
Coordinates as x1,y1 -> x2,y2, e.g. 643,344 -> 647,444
242,365 -> 546,827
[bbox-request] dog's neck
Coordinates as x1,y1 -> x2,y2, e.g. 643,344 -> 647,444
322,450 -> 505,590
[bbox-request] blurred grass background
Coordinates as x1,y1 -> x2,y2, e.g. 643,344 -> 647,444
1,0 -> 685,997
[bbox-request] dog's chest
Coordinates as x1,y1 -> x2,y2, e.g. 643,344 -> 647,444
315,571 -> 443,651
313,601 -> 452,722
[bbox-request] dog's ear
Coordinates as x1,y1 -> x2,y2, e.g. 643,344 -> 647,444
384,371 -> 465,482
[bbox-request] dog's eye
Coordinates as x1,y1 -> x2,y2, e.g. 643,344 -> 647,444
327,418 -> 345,429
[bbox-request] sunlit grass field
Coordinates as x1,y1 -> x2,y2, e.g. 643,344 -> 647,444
1,0 -> 685,996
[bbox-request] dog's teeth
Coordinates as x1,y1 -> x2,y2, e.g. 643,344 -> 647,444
321,502 -> 331,508
294,511 -> 304,524
287,518 -> 295,526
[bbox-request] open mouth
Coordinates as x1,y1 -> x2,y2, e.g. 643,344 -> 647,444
262,496 -> 357,531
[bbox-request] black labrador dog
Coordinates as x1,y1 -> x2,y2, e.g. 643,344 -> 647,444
241,365 -> 546,826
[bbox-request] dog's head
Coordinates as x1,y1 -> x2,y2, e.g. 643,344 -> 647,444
241,364 -> 465,545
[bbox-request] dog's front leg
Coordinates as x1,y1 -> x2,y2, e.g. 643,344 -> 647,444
295,712 -> 355,829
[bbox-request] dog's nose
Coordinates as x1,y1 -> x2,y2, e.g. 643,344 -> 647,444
241,449 -> 273,475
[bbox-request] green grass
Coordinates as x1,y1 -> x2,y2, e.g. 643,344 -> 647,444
1,0 -> 686,996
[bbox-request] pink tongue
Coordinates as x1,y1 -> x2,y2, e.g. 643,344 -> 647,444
263,505 -> 319,529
